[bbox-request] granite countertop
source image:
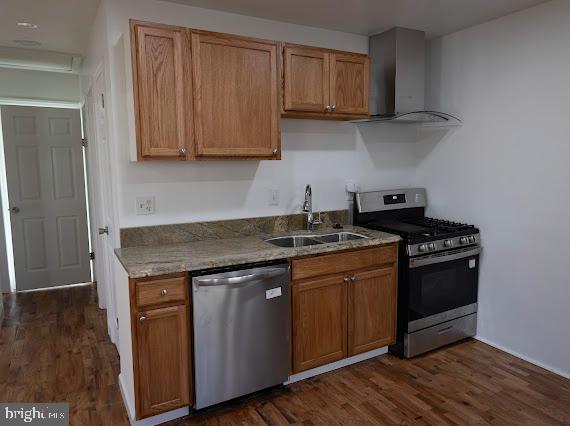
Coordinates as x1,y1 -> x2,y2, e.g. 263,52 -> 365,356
114,225 -> 400,278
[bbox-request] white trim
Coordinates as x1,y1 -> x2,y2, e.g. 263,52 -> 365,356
16,282 -> 93,293
474,336 -> 570,380
0,109 -> 15,293
119,375 -> 190,426
286,346 -> 388,384
119,373 -> 136,421
0,97 -> 82,109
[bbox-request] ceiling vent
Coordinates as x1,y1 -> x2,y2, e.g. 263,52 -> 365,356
0,46 -> 81,73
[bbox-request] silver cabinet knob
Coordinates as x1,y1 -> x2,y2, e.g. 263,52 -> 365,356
160,289 -> 168,296
325,105 -> 331,112
139,314 -> 146,322
343,276 -> 350,283
10,206 -> 20,214
272,148 -> 278,155
179,147 -> 187,156
331,105 -> 336,112
98,226 -> 109,235
350,275 -> 356,282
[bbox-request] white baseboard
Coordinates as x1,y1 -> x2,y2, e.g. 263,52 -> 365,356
119,373 -> 190,426
286,346 -> 388,384
119,373 -> 136,421
474,336 -> 570,380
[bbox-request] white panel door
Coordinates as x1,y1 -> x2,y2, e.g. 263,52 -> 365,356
93,68 -> 119,343
1,106 -> 91,291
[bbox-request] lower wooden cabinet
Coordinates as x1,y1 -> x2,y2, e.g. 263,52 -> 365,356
292,274 -> 347,373
130,273 -> 192,419
136,305 -> 190,418
291,245 -> 398,374
348,266 -> 397,356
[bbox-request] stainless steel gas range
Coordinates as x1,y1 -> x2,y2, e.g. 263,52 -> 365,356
352,188 -> 481,358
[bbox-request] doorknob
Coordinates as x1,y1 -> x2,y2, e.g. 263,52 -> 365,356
98,226 -> 109,235
10,206 -> 20,214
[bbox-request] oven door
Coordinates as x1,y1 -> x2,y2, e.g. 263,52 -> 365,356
407,247 -> 481,333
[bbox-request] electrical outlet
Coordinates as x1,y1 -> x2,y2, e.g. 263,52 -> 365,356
136,196 -> 155,215
268,189 -> 280,206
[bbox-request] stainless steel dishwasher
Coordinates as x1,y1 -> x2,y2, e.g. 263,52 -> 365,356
192,262 -> 291,409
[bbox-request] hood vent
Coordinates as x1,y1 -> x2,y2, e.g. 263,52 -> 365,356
354,27 -> 461,126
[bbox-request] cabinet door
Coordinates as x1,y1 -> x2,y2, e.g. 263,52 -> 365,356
191,32 -> 280,158
283,46 -> 330,113
136,305 -> 190,419
348,266 -> 397,356
292,275 -> 347,373
330,52 -> 369,115
131,21 -> 192,160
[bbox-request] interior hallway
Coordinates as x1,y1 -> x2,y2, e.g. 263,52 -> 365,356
1,284 -> 569,425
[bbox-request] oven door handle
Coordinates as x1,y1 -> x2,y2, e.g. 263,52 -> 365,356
409,247 -> 482,269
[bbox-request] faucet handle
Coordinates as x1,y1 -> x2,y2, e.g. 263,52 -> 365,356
313,212 -> 323,225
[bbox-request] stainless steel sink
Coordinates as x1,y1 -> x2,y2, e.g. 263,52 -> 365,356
265,236 -> 324,248
265,232 -> 369,248
316,232 -> 369,243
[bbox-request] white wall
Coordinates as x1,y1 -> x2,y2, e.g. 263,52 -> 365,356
419,0 -> 570,377
99,0 -> 419,228
0,68 -> 80,103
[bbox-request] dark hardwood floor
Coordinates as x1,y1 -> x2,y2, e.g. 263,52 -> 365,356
1,284 -> 570,425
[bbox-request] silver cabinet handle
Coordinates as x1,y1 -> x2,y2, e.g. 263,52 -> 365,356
179,147 -> 187,156
160,289 -> 168,296
325,105 -> 331,112
98,226 -> 109,235
139,314 -> 146,322
10,206 -> 20,214
331,105 -> 336,112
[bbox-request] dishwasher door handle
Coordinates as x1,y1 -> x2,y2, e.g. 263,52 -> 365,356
194,268 -> 287,287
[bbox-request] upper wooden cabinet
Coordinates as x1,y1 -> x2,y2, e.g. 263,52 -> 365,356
283,47 -> 330,113
130,21 -> 192,160
191,32 -> 280,158
130,21 -> 280,161
282,44 -> 370,120
330,52 -> 370,115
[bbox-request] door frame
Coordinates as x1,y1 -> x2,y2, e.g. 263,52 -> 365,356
82,62 -> 121,345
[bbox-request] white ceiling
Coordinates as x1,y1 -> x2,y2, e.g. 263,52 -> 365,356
0,0 -> 550,58
0,0 -> 101,55
162,0 -> 550,38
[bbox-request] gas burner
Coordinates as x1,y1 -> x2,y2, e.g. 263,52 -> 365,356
403,217 -> 476,233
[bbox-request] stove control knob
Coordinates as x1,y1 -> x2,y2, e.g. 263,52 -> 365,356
459,237 -> 469,245
428,243 -> 436,251
418,244 -> 428,253
444,239 -> 453,248
468,236 -> 476,244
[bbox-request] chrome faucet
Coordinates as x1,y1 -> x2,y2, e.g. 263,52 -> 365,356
302,184 -> 322,230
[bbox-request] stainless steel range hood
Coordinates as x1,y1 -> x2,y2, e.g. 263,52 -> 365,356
353,27 -> 461,126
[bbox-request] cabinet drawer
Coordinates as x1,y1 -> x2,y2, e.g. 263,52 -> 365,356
136,276 -> 187,308
292,245 -> 397,281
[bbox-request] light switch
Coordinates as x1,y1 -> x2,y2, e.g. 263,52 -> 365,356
136,196 -> 155,215
268,189 -> 280,206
